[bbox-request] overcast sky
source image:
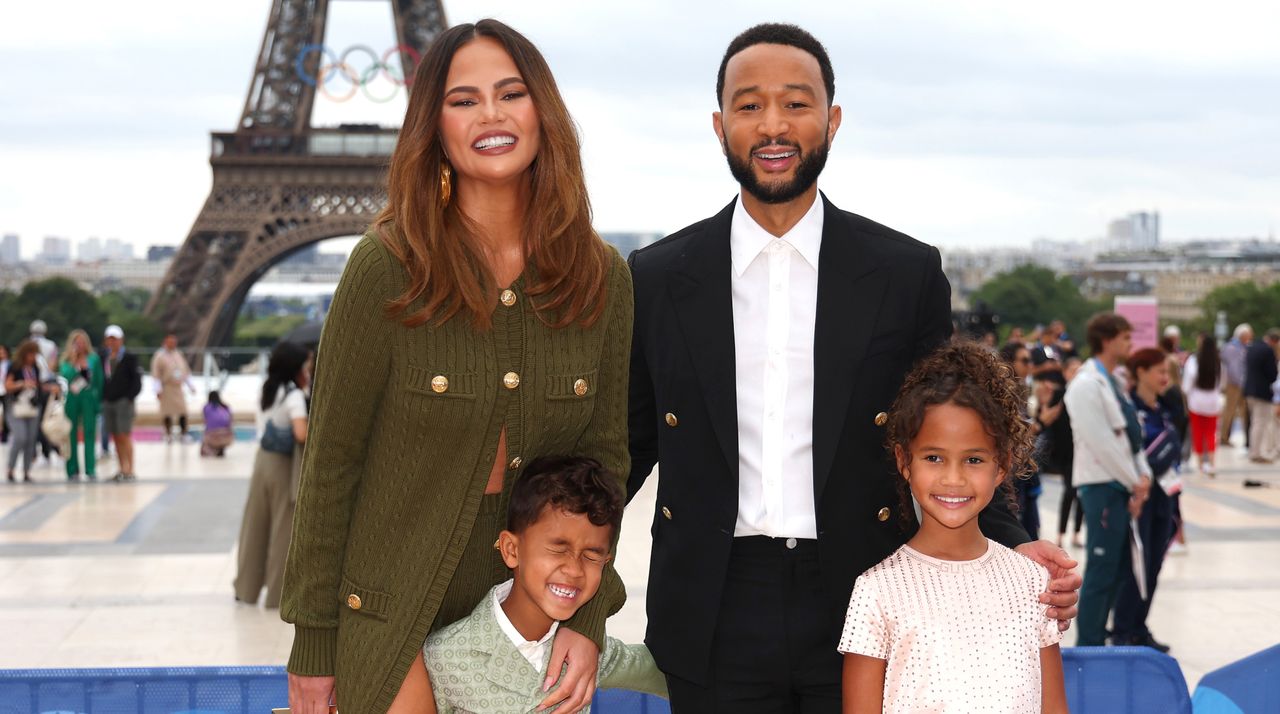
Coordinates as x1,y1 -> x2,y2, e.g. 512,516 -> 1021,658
2,0 -> 1277,258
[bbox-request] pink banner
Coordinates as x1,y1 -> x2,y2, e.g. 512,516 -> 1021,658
1115,296 -> 1159,351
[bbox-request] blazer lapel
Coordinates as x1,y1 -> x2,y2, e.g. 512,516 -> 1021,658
812,195 -> 889,501
667,200 -> 740,477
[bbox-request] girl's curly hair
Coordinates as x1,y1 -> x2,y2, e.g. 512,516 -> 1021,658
885,339 -> 1037,525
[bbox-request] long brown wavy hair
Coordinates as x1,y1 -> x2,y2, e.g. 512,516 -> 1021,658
374,19 -> 609,330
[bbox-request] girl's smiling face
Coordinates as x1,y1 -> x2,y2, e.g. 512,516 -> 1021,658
897,401 -> 1006,537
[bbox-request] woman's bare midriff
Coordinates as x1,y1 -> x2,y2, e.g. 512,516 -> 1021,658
485,428 -> 508,495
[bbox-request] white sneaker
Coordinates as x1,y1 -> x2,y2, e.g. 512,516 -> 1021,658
1168,541 -> 1188,555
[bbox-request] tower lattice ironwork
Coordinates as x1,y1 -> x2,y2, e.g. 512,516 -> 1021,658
147,0 -> 447,349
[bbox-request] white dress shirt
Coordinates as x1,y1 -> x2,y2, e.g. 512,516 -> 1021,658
730,192 -> 823,539
491,579 -> 558,672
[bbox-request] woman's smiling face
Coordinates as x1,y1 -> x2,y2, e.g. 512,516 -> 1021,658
438,36 -> 541,189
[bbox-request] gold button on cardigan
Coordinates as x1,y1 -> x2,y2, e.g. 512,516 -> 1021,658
280,232 -> 633,713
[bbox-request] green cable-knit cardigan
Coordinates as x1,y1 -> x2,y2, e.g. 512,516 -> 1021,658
280,231 -> 633,713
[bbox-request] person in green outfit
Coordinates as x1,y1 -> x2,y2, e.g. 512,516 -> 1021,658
59,329 -> 104,481
282,19 -> 633,714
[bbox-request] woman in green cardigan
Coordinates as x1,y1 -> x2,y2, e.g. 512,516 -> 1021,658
282,19 -> 633,714
58,329 -> 104,481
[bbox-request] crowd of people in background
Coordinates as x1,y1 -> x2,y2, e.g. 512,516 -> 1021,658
989,313 -> 1280,654
0,319 -> 259,483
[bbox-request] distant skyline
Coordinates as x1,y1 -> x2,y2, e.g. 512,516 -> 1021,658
2,0 -> 1277,259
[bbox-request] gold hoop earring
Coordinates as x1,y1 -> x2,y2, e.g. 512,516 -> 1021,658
439,162 -> 453,207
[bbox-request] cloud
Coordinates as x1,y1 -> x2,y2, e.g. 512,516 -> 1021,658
1,0 -> 1276,255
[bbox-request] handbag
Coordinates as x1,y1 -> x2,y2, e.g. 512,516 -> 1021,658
259,419 -> 295,455
11,388 -> 38,419
1144,423 -> 1181,478
41,392 -> 72,455
260,385 -> 298,455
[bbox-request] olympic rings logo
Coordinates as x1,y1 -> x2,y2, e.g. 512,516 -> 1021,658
295,44 -> 420,103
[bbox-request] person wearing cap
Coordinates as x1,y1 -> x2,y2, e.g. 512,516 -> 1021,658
27,320 -> 58,379
100,325 -> 142,481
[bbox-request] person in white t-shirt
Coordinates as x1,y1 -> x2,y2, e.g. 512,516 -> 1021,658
234,341 -> 311,609
1181,333 -> 1225,476
840,341 -> 1067,714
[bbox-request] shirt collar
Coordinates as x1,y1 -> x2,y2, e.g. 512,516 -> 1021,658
729,191 -> 825,277
491,579 -> 558,651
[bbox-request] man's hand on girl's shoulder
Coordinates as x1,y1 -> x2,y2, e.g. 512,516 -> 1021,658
1015,541 -> 1081,632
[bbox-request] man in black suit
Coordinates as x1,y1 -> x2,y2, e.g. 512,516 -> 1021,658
99,325 -> 142,481
627,24 -> 1081,713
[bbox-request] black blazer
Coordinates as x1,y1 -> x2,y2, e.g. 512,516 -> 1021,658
627,195 -> 1029,684
1243,341 -> 1278,401
99,348 -> 142,403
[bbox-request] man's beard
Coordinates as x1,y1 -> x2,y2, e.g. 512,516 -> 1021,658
724,137 -> 830,205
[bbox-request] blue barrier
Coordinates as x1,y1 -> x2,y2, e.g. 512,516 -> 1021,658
0,667 -> 672,714
0,667 -> 286,714
0,649 -> 1203,714
1191,643 -> 1280,714
1062,646 -> 1192,713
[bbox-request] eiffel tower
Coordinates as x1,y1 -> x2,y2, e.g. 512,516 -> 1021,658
147,0 -> 448,349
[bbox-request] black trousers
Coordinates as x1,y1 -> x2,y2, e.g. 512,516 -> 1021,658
666,536 -> 842,714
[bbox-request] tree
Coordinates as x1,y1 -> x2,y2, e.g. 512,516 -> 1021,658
1191,280 -> 1280,338
969,265 -> 1105,347
1,278 -> 109,348
98,288 -> 164,347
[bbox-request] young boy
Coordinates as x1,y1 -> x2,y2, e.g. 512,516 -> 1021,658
424,456 -> 667,713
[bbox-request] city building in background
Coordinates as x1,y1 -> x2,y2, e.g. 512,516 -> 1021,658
600,232 -> 662,258
38,236 -> 72,264
1107,211 -> 1161,253
0,234 -> 19,264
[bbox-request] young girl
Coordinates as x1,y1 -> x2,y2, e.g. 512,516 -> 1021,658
840,341 -> 1067,713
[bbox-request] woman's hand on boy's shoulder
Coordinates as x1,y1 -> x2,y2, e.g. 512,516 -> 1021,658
1015,541 -> 1081,632
538,628 -> 599,713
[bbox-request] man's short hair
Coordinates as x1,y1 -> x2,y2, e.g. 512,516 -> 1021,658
507,456 -> 625,536
1086,312 -> 1132,355
716,23 -> 835,108
1234,323 -> 1253,339
1266,328 -> 1280,343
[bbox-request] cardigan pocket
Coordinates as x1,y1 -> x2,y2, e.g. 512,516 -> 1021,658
544,369 -> 599,441
545,369 -> 599,401
405,366 -> 478,400
339,574 -> 392,621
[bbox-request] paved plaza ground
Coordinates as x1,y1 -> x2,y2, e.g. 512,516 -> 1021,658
1,433 -> 1278,689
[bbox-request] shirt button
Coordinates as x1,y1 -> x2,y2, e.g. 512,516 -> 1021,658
874,411 -> 888,427
662,506 -> 673,520
785,537 -> 797,550
500,289 -> 517,307
430,375 -> 448,393
665,412 -> 678,427
574,378 -> 589,397
508,456 -> 522,470
347,594 -> 362,610
503,372 -> 520,389
877,507 -> 891,522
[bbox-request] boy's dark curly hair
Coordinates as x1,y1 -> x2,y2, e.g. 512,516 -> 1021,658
885,339 -> 1037,523
507,456 -> 625,536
